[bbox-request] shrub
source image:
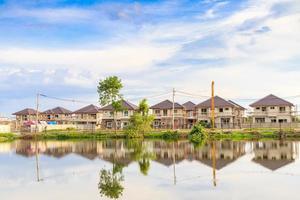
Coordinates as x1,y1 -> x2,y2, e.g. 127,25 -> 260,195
188,123 -> 207,144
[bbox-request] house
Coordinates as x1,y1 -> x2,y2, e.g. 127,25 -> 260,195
249,94 -> 294,124
12,108 -> 39,130
182,101 -> 197,128
150,100 -> 184,129
196,96 -> 245,128
100,100 -> 138,129
41,107 -> 72,124
73,104 -> 102,126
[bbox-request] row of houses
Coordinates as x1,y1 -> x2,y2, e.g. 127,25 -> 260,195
12,94 -> 296,130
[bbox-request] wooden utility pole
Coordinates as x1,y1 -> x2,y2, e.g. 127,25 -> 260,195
172,88 -> 175,130
211,141 -> 216,187
172,141 -> 177,185
211,81 -> 215,129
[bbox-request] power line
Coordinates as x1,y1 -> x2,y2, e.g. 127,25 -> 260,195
39,94 -> 98,105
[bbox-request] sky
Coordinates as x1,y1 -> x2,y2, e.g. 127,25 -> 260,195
0,0 -> 300,116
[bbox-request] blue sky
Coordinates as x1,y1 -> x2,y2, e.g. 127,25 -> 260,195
0,0 -> 300,116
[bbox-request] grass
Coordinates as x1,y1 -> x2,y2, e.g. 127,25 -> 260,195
0,133 -> 18,142
2,128 -> 300,142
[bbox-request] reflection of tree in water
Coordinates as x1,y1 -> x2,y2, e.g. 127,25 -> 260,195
126,139 -> 155,176
99,140 -> 125,199
98,163 -> 124,199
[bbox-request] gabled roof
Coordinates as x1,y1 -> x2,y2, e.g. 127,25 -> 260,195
250,94 -> 293,107
12,108 -> 38,115
252,159 -> 294,171
100,100 -> 138,110
150,100 -> 183,109
228,100 -> 246,110
182,101 -> 196,110
43,107 -> 72,114
196,96 -> 234,108
73,104 -> 100,114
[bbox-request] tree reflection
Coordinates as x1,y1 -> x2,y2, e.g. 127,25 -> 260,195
98,166 -> 124,199
126,139 -> 155,176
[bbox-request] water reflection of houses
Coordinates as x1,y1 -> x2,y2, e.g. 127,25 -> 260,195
152,141 -> 246,170
13,140 -> 246,170
252,141 -> 298,171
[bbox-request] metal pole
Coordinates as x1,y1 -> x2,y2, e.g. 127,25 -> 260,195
172,88 -> 175,130
211,81 -> 215,129
35,93 -> 39,134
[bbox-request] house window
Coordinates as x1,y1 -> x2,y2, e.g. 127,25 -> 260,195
154,120 -> 160,126
225,108 -> 229,111
278,119 -> 287,123
123,122 -> 128,127
271,118 -> 277,123
163,110 -> 167,116
123,111 -> 128,117
279,107 -> 286,112
255,118 -> 265,123
256,107 -> 260,110
201,109 -> 207,114
109,111 -> 113,117
262,107 -> 266,111
91,114 -> 96,119
155,110 -> 160,114
47,115 -> 51,120
219,108 -> 224,113
106,122 -> 112,128
55,115 -> 59,118
174,109 -> 177,114
270,106 -> 275,109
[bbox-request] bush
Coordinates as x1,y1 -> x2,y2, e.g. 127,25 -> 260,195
188,123 -> 207,144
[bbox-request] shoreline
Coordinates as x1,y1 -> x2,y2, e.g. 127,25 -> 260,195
1,129 -> 300,142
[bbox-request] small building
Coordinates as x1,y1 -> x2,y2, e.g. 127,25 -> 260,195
41,107 -> 72,124
100,100 -> 138,129
73,104 -> 102,126
249,94 -> 294,124
12,108 -> 39,130
150,100 -> 184,129
196,96 -> 245,128
182,101 -> 197,129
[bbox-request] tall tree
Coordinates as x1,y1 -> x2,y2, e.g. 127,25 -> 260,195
98,76 -> 123,132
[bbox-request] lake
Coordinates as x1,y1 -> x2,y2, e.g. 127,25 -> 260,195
0,139 -> 299,200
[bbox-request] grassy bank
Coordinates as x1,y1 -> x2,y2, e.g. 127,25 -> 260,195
0,133 -> 18,142
1,128 -> 300,142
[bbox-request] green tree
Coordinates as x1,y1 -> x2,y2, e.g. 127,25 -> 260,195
97,76 -> 123,133
125,99 -> 154,137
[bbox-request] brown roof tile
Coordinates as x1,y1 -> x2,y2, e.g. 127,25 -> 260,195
196,96 -> 234,108
43,107 -> 72,114
12,108 -> 38,115
150,100 -> 183,109
250,94 -> 293,107
73,104 -> 100,114
182,101 -> 196,110
100,100 -> 138,110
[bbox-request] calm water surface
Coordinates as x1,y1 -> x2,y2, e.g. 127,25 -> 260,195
0,139 -> 299,200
